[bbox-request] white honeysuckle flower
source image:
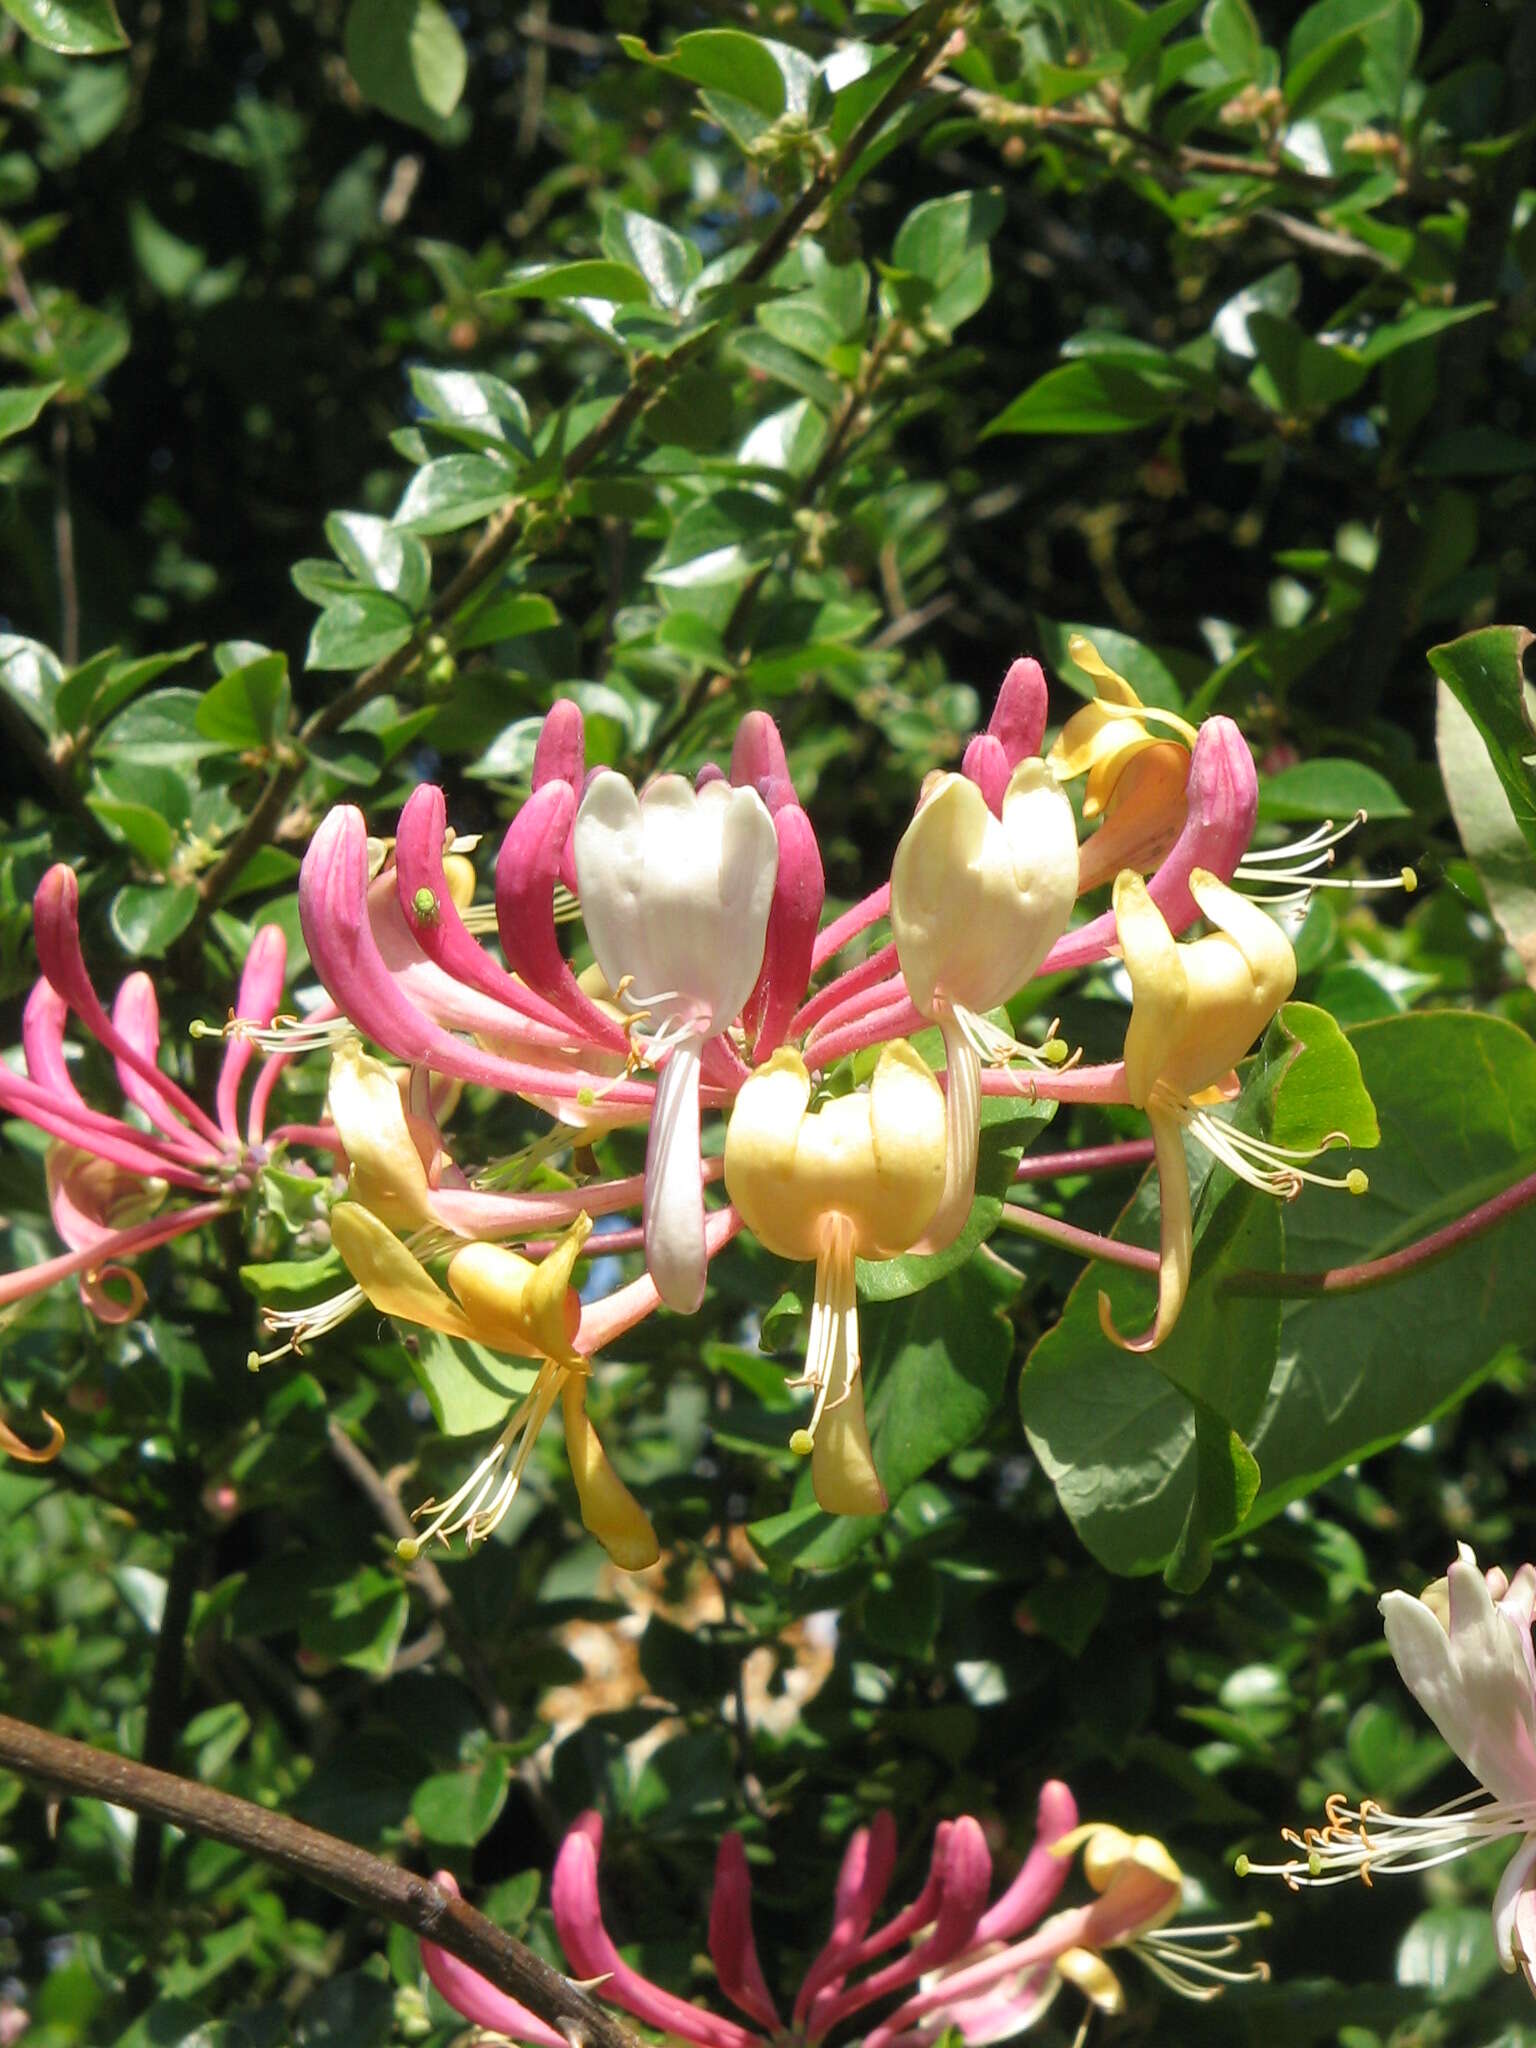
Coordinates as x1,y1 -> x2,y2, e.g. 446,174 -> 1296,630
574,771 -> 779,1312
1244,1545 -> 1536,1997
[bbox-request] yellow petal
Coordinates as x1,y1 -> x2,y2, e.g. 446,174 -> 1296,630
811,1348 -> 887,1518
1113,871 -> 1188,1111
448,1213 -> 592,1363
442,852 -> 477,910
330,1202 -> 476,1339
1067,634 -> 1143,706
1054,1949 -> 1126,2014
1098,1107 -> 1191,1354
326,1044 -> 432,1229
560,1377 -> 659,1570
1188,867 -> 1297,1012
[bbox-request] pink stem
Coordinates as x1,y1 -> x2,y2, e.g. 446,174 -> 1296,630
997,1203 -> 1160,1273
980,1061 -> 1129,1104
792,941 -> 899,1037
1014,1140 -> 1155,1180
811,884 -> 891,970
804,994 -> 927,1070
574,1208 -> 743,1354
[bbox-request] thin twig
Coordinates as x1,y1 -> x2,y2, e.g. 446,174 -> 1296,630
0,1711 -> 641,2048
1222,1166 -> 1536,1300
1013,1140 -> 1155,1182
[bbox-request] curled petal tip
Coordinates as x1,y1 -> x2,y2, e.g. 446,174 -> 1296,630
1,1409 -> 66,1463
987,656 -> 1048,764
532,698 -> 585,790
730,709 -> 791,798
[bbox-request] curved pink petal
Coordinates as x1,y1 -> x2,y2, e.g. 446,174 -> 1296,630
792,941 -> 899,1039
0,1198 -> 231,1312
973,1781 -> 1079,1944
551,1814 -> 761,2048
793,1810 -> 899,2027
395,784 -> 590,1042
217,923 -> 288,1140
709,1835 -> 781,2030
575,1207 -> 742,1355
744,803 -> 824,1057
419,1872 -> 566,2047
495,783 -> 629,1051
987,657 -> 1048,766
812,1817 -> 994,2036
0,1070 -> 215,1188
1041,717 -> 1258,974
111,973 -> 220,1158
860,1903 -> 1100,2048
300,807 -> 651,1106
32,865 -> 227,1151
533,699 -> 586,890
22,982 -> 90,1115
811,883 -> 891,972
961,734 -> 1010,817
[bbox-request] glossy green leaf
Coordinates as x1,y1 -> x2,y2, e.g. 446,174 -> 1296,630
1428,626 -> 1536,861
600,208 -> 701,314
194,653 -> 291,747
109,881 -> 199,957
411,1754 -> 511,1846
984,361 -> 1182,438
618,30 -> 791,119
453,592 -> 560,651
486,260 -> 652,306
1258,757 -> 1410,821
1437,681 -> 1536,985
1246,313 -> 1368,411
343,0 -> 467,130
306,594 -> 415,672
0,380 -> 62,441
300,1568 -> 409,1675
410,1331 -> 537,1437
394,453 -> 517,534
324,514 -> 431,611
0,0 -> 126,53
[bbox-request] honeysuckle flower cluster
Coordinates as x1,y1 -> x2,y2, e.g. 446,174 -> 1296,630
420,1786 -> 1267,2046
1245,1544 -> 1536,1998
0,641 -> 1406,1552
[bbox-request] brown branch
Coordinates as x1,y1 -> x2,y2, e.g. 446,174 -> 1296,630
0,1711 -> 641,2048
1222,1166 -> 1536,1299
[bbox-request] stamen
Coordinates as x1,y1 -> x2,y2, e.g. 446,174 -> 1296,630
953,1003 -> 1075,1074
1235,812 -> 1417,906
1239,1790 -> 1536,1891
397,1362 -> 565,1560
1184,1108 -> 1369,1199
193,1013 -> 357,1055
789,1221 -> 857,1456
250,1281 -> 369,1368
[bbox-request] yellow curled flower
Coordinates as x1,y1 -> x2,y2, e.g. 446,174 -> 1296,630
330,1202 -> 658,1570
891,758 -> 1079,1254
1048,636 -> 1197,821
1105,865 -> 1365,1354
724,1043 -> 946,1517
326,1042 -> 446,1230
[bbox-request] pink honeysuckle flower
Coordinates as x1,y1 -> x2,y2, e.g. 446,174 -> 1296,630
422,1787 -> 1264,2048
961,656 -> 1050,817
1244,1544 -> 1536,1996
572,770 -> 778,1312
0,872 -> 293,1344
729,711 -> 825,1059
297,804 -> 656,1114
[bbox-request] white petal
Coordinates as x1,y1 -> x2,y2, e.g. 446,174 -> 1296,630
643,1033 -> 706,1312
1492,1834 -> 1536,1971
1383,1563 -> 1536,1805
573,772 -> 645,992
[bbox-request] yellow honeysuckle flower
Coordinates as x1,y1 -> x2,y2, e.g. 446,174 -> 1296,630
891,758 -> 1079,1254
329,1202 -> 658,1570
1049,635 -> 1196,823
1105,865 -> 1366,1353
724,1042 -> 946,1517
326,1042 -> 445,1230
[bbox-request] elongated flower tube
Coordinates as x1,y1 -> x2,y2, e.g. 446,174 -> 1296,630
1242,1545 -> 1536,1996
1103,866 -> 1369,1352
724,1043 -> 945,1515
730,712 -> 824,1058
574,771 -> 778,1312
962,656 -> 1050,815
329,1203 -> 658,1568
0,881 -> 290,1336
891,760 -> 1078,1253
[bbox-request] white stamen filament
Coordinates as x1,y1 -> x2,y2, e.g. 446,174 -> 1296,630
192,1013 -> 357,1054
399,1361 -> 567,1558
1235,811 -> 1416,906
789,1218 -> 858,1457
952,1002 -> 1073,1074
1184,1108 -> 1369,1200
1238,1791 -> 1536,1891
1132,1915 -> 1272,1999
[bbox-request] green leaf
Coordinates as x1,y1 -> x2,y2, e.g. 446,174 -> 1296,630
0,380 -> 62,441
647,491 -> 784,589
1164,1398 -> 1262,1594
1259,757 -> 1410,821
0,634 -> 63,738
306,593 -> 415,671
1437,680 -> 1536,985
486,259 -> 653,306
300,1568 -> 409,1675
600,208 -> 701,313
1211,264 -> 1300,357
411,1754 -> 511,1846
1253,1001 -> 1380,1153
1396,1906 -> 1500,2003
324,513 -> 431,611
194,653 -> 291,748
1342,301 -> 1493,366
411,1331 -> 538,1436
1428,626 -> 1536,862
1018,1163 -> 1283,1579
748,1252 -> 1020,1571
395,453 -> 517,534
1242,1012 -> 1536,1527
343,0 -> 467,131
0,0 -> 126,54
1204,0 -> 1264,78
55,644 -> 202,734
454,592 -> 560,651
128,203 -> 204,297
1246,313 -> 1368,411
617,30 -> 791,119
407,366 -> 531,449
983,361 -> 1182,438
109,882 -> 199,957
